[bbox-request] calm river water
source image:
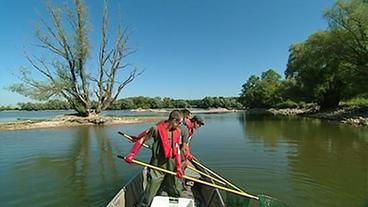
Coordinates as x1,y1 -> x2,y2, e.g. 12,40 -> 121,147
0,112 -> 367,206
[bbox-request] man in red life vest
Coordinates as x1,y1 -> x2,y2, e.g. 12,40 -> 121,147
181,112 -> 205,162
124,110 -> 184,206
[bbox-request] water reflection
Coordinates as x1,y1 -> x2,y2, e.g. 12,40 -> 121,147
8,127 -> 123,206
239,113 -> 368,207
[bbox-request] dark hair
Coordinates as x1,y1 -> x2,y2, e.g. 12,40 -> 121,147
180,109 -> 191,119
169,110 -> 182,121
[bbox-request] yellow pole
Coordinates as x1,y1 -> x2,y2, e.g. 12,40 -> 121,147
192,158 -> 245,193
129,158 -> 259,200
118,131 -> 150,148
119,131 -> 246,194
186,165 -> 226,185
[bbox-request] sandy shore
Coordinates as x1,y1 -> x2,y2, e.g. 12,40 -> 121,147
0,108 -> 240,131
0,115 -> 162,131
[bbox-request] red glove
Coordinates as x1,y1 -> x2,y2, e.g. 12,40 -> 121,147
183,144 -> 193,161
176,167 -> 183,178
175,152 -> 183,178
124,141 -> 142,164
184,151 -> 193,161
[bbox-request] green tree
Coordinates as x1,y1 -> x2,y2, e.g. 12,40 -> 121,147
174,99 -> 190,108
118,98 -> 135,109
131,96 -> 150,109
149,97 -> 163,109
240,75 -> 262,108
286,31 -> 354,109
162,97 -> 175,108
9,0 -> 139,116
0,105 -> 16,111
200,97 -> 215,108
324,0 -> 368,81
240,69 -> 282,108
259,69 -> 282,107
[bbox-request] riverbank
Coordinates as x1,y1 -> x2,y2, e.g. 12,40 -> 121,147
2,106 -> 365,130
0,115 -> 162,131
248,106 -> 368,127
0,108 -> 239,131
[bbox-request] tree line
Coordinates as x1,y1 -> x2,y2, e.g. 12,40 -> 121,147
240,0 -> 368,110
0,97 -> 242,111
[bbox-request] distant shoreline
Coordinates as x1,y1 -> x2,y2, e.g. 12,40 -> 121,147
129,108 -> 241,113
1,106 -> 366,131
246,106 -> 368,127
0,108 -> 240,131
0,108 -> 240,113
0,115 -> 162,131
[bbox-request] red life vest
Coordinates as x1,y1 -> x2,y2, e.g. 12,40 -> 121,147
184,119 -> 194,139
156,122 -> 180,159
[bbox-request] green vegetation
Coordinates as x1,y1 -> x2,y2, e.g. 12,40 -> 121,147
8,0 -> 139,116
0,106 -> 16,111
16,100 -> 71,111
110,96 -> 241,109
1,96 -> 242,111
240,0 -> 368,109
240,69 -> 282,108
340,97 -> 368,107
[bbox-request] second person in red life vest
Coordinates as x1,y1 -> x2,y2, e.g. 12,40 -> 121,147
124,110 -> 184,207
181,112 -> 205,162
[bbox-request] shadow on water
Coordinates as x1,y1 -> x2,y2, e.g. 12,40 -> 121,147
238,113 -> 368,207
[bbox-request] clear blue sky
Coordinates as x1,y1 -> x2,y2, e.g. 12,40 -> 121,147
0,0 -> 335,106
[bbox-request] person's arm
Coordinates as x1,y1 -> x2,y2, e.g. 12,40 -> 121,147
129,129 -> 150,143
183,143 -> 193,161
181,127 -> 190,145
175,142 -> 183,178
124,127 -> 155,164
181,128 -> 193,161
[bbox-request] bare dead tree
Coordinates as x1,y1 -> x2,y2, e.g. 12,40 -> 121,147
9,0 -> 140,116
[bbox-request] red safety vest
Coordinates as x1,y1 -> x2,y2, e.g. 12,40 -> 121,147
184,119 -> 194,138
156,122 -> 180,159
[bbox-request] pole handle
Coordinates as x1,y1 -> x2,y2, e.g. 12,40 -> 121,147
186,165 -> 226,185
191,157 -> 245,193
118,131 -> 151,148
119,131 -> 245,194
118,155 -> 258,200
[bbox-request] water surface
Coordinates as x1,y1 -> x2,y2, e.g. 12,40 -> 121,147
0,112 -> 367,206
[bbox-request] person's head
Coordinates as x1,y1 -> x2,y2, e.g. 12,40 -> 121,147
191,115 -> 204,129
167,110 -> 183,130
181,109 -> 192,120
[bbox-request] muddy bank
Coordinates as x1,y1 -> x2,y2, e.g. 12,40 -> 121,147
247,106 -> 368,127
0,115 -> 161,131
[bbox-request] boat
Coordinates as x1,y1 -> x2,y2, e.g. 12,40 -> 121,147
108,132 -> 287,207
107,160 -> 226,207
